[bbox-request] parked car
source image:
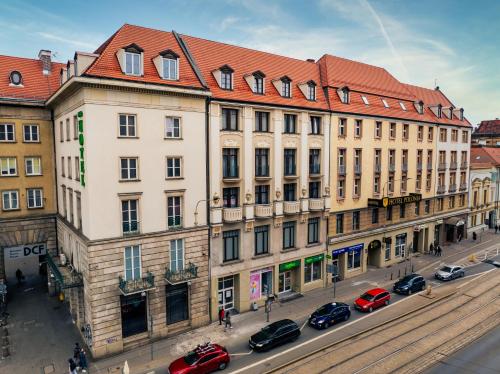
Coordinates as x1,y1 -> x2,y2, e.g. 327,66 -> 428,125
393,274 -> 426,295
249,319 -> 300,351
435,265 -> 465,281
308,302 -> 351,329
354,288 -> 391,313
168,342 -> 229,374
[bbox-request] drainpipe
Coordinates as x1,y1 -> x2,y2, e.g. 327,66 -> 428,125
205,97 -> 212,322
50,108 -> 60,257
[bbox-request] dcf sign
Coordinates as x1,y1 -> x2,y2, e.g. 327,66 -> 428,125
5,243 -> 47,260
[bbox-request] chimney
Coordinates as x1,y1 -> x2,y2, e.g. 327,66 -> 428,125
38,50 -> 52,75
306,58 -> 315,63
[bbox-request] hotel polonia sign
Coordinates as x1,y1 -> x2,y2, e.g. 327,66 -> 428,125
368,193 -> 422,208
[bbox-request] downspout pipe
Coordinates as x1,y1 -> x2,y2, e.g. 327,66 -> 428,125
205,97 -> 212,322
51,107 -> 60,257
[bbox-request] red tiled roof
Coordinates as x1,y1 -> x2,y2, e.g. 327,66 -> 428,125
481,147 -> 500,165
182,34 -> 329,110
85,24 -> 205,90
474,119 -> 500,135
470,147 -> 497,167
0,54 -> 64,102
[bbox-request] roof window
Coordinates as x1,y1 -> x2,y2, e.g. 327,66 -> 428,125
437,104 -> 442,118
159,49 -> 179,80
339,87 -> 350,104
220,65 -> 234,90
9,71 -> 22,86
123,43 -> 143,76
382,99 -> 389,108
399,102 -> 406,111
281,76 -> 291,98
253,71 -> 265,94
307,81 -> 316,101
361,95 -> 369,105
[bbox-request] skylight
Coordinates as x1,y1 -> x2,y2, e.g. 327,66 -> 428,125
399,102 -> 407,111
361,95 -> 369,105
382,99 -> 389,108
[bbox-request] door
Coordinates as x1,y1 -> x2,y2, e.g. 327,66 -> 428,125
196,353 -> 220,374
166,283 -> 188,325
218,276 -> 234,312
121,293 -> 148,338
279,271 -> 291,293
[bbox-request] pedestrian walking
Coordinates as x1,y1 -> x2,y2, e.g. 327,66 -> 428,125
15,269 -> 23,285
68,358 -> 77,374
78,348 -> 88,373
495,225 -> 498,234
73,342 -> 80,360
429,243 -> 434,255
218,307 -> 225,326
224,311 -> 232,331
437,245 -> 442,257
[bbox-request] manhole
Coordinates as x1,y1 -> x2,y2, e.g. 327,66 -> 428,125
43,364 -> 55,374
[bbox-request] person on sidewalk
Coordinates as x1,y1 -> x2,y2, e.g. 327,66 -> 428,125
78,348 -> 88,373
495,225 -> 498,234
429,243 -> 434,255
218,307 -> 225,326
437,245 -> 442,257
224,311 -> 232,331
68,358 -> 77,374
15,269 -> 23,285
73,342 -> 80,361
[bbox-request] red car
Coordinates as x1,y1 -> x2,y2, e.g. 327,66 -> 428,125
168,342 -> 230,374
354,288 -> 391,313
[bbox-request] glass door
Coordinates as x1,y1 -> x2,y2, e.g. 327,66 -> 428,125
278,271 -> 291,293
218,276 -> 234,311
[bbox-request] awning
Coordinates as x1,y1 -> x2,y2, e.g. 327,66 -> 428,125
444,217 -> 465,226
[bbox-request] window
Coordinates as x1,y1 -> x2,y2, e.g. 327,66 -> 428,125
449,196 -> 455,209
222,148 -> 239,178
309,181 -> 320,198
25,157 -> 41,176
390,123 -> 396,138
73,115 -> 78,139
59,121 -> 63,142
2,190 -> 19,210
400,204 -> 405,218
402,124 -> 409,140
222,108 -> 238,131
354,119 -> 362,137
338,118 -> 346,137
119,114 -> 136,137
255,111 -> 269,132
337,179 -> 345,199
66,118 -> 70,141
254,73 -> 264,94
282,78 -> 291,98
284,149 -> 296,176
416,126 -> 424,141
124,245 -> 141,280
309,149 -> 321,175
372,208 -> 379,224
162,57 -> 178,80
347,249 -> 361,269
304,260 -> 322,283
167,196 -> 182,227
23,124 -> 39,142
307,82 -> 316,101
399,102 -> 407,111
374,176 -> 380,194
170,239 -> 184,272
122,199 -> 139,233
395,234 -> 406,257
353,178 -> 361,197
68,156 -> 72,179
9,70 -> 22,85
254,225 -> 269,255
283,113 -> 296,134
424,200 -> 430,214
61,186 -> 67,217
352,211 -> 360,230
382,98 -> 389,108
283,221 -> 296,249
310,116 -> 321,134
375,121 -> 382,138
385,241 -> 391,261
437,105 -> 442,118
26,188 -> 43,208
0,157 -> 17,176
336,213 -> 344,234
439,128 -> 447,142
428,127 -> 433,141
341,88 -> 349,103
220,67 -> 233,90
386,206 -> 393,221
255,148 -> 269,177
223,230 -> 239,262
283,183 -> 296,201
462,131 -> 468,143
361,95 -> 369,105
437,198 -> 444,211
451,129 -> 458,142
75,157 -> 80,181
76,192 -> 82,229
165,117 -> 181,138
388,174 -> 394,194
255,185 -> 269,204
125,52 -> 141,75
459,194 -> 466,207
120,158 -> 138,180
223,187 -> 239,208
166,157 -> 182,178
308,217 -> 320,244
0,123 -> 15,142
416,174 -> 422,190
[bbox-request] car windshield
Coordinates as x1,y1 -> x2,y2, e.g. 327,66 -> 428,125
184,351 -> 199,365
440,266 -> 452,273
360,293 -> 374,301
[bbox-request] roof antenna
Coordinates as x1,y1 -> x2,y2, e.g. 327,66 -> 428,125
434,78 -> 438,89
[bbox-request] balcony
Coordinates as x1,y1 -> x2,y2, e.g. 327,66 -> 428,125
255,204 -> 273,218
119,272 -> 155,296
437,185 -> 446,194
460,162 -> 468,170
374,163 -> 381,173
46,254 -> 83,289
388,163 -> 396,173
401,163 -> 408,173
460,183 -> 467,191
438,162 -> 447,171
338,165 -> 346,176
123,221 -> 140,235
448,184 -> 457,193
427,163 -> 433,171
417,163 -> 423,171
223,207 -> 243,222
283,201 -> 300,214
354,164 -> 362,175
165,262 -> 198,284
449,161 -> 457,170
309,198 -> 324,211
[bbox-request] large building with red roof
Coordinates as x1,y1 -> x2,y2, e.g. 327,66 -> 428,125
472,119 -> 500,145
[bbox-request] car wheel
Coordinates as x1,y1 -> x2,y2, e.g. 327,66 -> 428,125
460,272 -> 464,277
421,284 -> 426,291
324,321 -> 330,329
368,307 -> 373,313
218,362 -> 227,370
385,299 -> 390,306
344,313 -> 350,321
408,289 -> 412,295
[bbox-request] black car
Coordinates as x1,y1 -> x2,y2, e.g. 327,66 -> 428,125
393,274 -> 426,295
308,302 -> 350,329
249,319 -> 300,351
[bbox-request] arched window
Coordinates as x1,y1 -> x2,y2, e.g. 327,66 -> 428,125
9,71 -> 22,86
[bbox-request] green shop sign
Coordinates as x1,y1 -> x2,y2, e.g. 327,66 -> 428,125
77,111 -> 85,187
279,260 -> 300,272
305,254 -> 324,264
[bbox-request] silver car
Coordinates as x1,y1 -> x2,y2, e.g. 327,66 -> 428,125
435,265 -> 465,281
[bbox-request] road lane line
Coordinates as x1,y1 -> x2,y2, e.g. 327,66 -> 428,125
300,319 -> 308,331
457,268 -> 496,289
230,350 -> 253,356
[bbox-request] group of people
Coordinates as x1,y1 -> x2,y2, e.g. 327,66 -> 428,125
429,242 -> 442,256
218,307 -> 232,331
68,343 -> 88,373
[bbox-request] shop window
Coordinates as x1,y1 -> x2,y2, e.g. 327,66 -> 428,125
304,261 -> 322,283
218,276 -> 234,311
347,250 -> 361,269
395,234 -> 406,257
121,294 -> 147,338
384,241 -> 391,261
166,283 -> 188,325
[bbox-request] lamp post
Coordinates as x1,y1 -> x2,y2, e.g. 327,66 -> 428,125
194,193 -> 220,226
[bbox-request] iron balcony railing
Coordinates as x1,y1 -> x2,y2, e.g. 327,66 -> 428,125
388,163 -> 396,172
354,164 -> 362,174
427,163 -> 433,170
449,161 -> 458,170
438,162 -> 447,171
460,162 -> 468,170
448,184 -> 457,193
118,271 -> 155,295
46,254 -> 83,289
437,185 -> 446,194
460,183 -> 467,191
338,164 -> 346,175
417,162 -> 423,171
401,163 -> 408,173
374,163 -> 381,173
165,262 -> 198,284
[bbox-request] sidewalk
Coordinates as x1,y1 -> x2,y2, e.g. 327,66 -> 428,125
91,230 -> 500,374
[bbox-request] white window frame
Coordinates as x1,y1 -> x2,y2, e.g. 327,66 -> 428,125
361,95 -> 369,105
0,157 -> 17,176
347,250 -> 361,269
121,199 -> 139,234
308,84 -> 316,101
27,188 -> 43,208
382,98 -> 389,108
282,80 -> 291,98
399,102 -> 407,111
170,239 -> 184,272
395,234 -> 406,257
119,114 -> 137,138
23,124 -> 39,142
2,190 -> 19,210
75,157 -> 80,181
221,71 -> 233,90
165,116 -> 181,139
124,52 -> 141,76
166,157 -> 182,178
162,57 -> 179,80
167,195 -> 183,228
120,157 -> 138,180
124,245 -> 141,281
0,123 -> 15,142
304,261 -> 322,283
25,157 -> 41,176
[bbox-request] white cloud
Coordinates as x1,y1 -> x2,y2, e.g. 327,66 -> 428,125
36,32 -> 97,50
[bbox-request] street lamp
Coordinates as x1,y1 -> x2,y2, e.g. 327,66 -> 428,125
194,193 -> 220,226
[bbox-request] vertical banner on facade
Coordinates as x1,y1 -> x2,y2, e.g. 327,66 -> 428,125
250,272 -> 261,301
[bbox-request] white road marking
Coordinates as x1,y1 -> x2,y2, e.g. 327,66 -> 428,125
457,268 -> 496,289
300,320 -> 308,331
230,350 -> 253,356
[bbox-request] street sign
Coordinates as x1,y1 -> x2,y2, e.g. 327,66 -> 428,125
326,254 -> 332,259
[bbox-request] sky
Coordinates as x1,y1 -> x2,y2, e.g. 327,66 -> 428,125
0,0 -> 498,125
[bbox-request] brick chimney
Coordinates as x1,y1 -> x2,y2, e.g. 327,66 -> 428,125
38,50 -> 52,75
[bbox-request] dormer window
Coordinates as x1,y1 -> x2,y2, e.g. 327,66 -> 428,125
339,87 -> 350,104
9,71 -> 22,86
399,102 -> 407,111
361,95 -> 369,105
160,50 -> 179,80
307,81 -> 316,101
382,99 -> 389,108
281,76 -> 291,98
417,101 -> 424,114
437,104 -> 442,118
460,108 -> 464,121
220,65 -> 233,90
122,44 -> 144,76
449,107 -> 454,119
253,71 -> 265,94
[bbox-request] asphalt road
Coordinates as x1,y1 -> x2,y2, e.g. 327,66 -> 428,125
424,325 -> 500,374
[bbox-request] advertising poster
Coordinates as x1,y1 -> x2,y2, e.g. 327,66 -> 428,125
250,272 -> 261,300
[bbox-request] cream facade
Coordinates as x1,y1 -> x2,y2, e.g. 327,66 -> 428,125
468,167 -> 495,234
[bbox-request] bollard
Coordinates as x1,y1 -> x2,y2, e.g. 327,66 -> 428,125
426,284 -> 432,296
390,273 -> 393,280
